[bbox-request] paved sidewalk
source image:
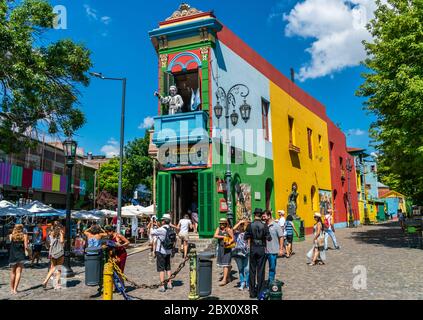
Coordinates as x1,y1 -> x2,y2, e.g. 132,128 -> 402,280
1,221 -> 422,300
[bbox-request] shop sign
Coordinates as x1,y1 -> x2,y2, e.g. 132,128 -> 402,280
158,143 -> 209,168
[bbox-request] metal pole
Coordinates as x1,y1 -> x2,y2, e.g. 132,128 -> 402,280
153,158 -> 157,215
62,163 -> 75,278
117,78 -> 127,235
224,97 -> 233,227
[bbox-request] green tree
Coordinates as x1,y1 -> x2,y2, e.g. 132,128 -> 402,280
357,0 -> 423,203
97,158 -> 130,196
125,131 -> 153,192
0,0 -> 92,152
97,131 -> 153,198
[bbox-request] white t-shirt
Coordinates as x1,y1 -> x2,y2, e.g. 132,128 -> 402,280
278,217 -> 286,235
179,219 -> 192,234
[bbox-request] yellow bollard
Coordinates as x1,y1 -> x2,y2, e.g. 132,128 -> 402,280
103,262 -> 114,300
188,249 -> 199,300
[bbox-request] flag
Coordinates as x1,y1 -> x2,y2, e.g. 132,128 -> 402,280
191,88 -> 201,111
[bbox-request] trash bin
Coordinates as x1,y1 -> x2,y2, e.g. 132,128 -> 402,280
85,247 -> 104,286
269,280 -> 283,300
198,252 -> 214,297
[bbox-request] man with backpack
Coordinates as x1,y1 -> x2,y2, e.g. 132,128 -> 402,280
150,214 -> 177,292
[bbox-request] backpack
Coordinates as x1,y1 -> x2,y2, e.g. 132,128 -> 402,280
324,216 -> 331,231
284,221 -> 294,236
161,226 -> 177,251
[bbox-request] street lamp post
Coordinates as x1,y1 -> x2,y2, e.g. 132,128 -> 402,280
346,157 -> 355,228
214,84 -> 251,227
90,72 -> 126,234
62,138 -> 77,278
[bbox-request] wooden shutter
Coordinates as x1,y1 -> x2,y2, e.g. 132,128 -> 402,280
157,172 -> 171,218
198,171 -> 214,237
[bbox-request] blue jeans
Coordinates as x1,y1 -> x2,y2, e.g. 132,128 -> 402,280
234,256 -> 249,285
324,229 -> 338,249
266,254 -> 278,283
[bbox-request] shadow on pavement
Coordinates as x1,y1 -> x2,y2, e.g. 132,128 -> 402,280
66,280 -> 81,288
350,222 -> 421,249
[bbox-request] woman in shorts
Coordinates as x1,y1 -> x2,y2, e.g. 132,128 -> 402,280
9,224 -> 29,294
43,221 -> 65,290
284,215 -> 299,258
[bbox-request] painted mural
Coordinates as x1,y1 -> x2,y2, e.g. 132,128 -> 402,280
235,183 -> 252,221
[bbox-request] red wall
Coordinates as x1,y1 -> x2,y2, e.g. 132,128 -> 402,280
327,120 -> 360,225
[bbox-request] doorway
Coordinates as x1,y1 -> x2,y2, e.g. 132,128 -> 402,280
171,173 -> 198,225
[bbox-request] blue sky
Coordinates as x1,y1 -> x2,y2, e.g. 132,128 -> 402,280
46,0 -> 375,156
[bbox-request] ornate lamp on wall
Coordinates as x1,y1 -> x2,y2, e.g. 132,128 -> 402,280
213,84 -> 251,226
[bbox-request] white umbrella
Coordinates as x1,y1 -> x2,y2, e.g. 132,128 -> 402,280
140,205 -> 155,217
99,209 -> 117,218
0,200 -> 15,209
122,205 -> 145,217
23,201 -> 65,218
72,211 -> 101,221
0,201 -> 29,217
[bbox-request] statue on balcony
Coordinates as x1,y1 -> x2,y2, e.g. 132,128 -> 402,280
288,182 -> 299,220
154,85 -> 184,115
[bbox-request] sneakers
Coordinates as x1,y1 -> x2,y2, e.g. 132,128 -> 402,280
335,246 -> 341,250
158,286 -> 166,293
238,282 -> 246,291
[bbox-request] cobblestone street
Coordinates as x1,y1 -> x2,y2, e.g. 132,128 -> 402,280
1,221 -> 422,300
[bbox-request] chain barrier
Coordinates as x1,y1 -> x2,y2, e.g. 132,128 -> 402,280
111,255 -> 190,290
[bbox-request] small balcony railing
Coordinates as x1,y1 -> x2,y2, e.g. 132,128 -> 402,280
152,111 -> 209,147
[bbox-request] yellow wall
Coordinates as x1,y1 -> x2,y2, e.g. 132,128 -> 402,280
368,202 -> 378,223
270,82 -> 332,231
358,200 -> 365,224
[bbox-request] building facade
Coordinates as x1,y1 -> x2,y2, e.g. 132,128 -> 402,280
150,4 -> 359,238
0,138 -> 97,209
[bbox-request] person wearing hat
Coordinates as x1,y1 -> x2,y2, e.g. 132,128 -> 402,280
277,210 -> 287,256
150,214 -> 175,292
306,213 -> 326,265
214,218 -> 234,286
245,208 -> 272,299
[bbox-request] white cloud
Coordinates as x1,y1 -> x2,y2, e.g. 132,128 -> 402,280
101,138 -> 119,158
83,4 -> 98,20
139,117 -> 155,130
101,16 -> 111,25
283,0 -> 377,81
348,128 -> 366,136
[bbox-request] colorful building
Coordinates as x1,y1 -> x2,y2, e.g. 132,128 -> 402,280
0,137 -> 97,209
328,122 -> 360,228
380,190 -> 407,219
150,4 -> 358,238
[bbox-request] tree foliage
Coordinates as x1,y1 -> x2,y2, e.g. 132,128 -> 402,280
0,0 -> 92,152
97,131 -> 153,199
357,0 -> 423,203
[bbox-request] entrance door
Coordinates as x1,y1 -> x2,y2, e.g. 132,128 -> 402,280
171,173 -> 198,226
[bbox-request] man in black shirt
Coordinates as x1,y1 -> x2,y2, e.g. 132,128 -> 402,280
245,208 -> 272,299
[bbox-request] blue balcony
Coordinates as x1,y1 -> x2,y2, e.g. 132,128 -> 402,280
152,111 -> 209,147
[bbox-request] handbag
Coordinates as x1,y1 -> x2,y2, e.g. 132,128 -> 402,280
224,235 -> 235,249
317,232 -> 325,248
